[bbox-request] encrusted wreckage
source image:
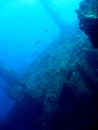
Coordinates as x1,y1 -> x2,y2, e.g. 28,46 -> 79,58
0,0 -> 98,130
76,0 -> 98,48
0,27 -> 98,130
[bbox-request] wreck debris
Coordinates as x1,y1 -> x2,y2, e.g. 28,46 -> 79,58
76,0 -> 98,48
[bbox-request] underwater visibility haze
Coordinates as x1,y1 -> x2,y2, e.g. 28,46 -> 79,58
0,0 -> 98,130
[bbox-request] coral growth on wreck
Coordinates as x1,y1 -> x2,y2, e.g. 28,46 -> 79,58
76,0 -> 98,48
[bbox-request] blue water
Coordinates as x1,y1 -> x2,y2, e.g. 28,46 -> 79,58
0,0 -> 81,73
0,0 -> 60,73
0,85 -> 15,121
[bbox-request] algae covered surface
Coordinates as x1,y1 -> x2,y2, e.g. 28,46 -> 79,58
2,24 -> 98,130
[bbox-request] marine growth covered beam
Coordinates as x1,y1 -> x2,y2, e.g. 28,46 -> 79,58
0,62 -> 27,101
